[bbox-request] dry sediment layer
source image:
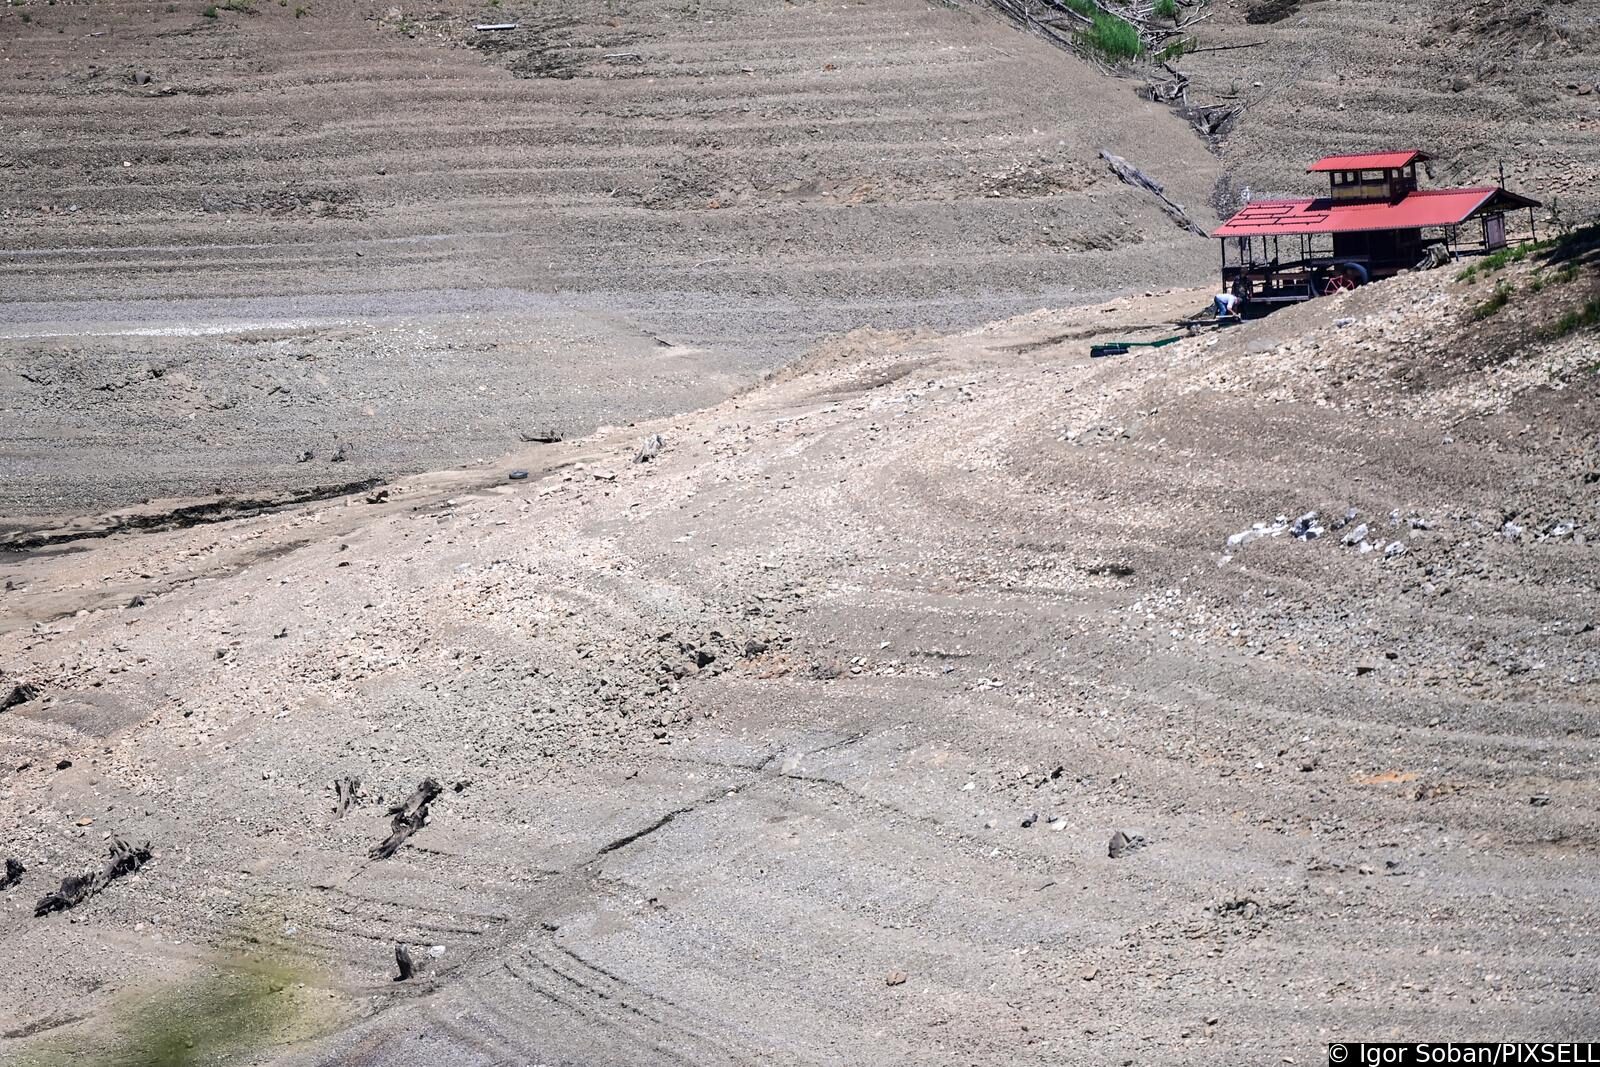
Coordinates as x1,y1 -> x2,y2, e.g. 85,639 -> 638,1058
0,259 -> 1595,1064
0,0 -> 1222,516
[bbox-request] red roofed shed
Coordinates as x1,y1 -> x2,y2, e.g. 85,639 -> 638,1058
1212,150 -> 1539,306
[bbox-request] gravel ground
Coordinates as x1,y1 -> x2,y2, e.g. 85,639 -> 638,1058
0,255 -> 1596,1064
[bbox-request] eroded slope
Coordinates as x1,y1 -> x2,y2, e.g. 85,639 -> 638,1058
0,0 -> 1221,515
1,256 -> 1596,1064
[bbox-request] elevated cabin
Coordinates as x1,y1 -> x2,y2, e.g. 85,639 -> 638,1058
1213,150 -> 1540,308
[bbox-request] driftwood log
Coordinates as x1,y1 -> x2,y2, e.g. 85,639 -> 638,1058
370,778 -> 443,859
1097,149 -> 1207,236
34,838 -> 151,917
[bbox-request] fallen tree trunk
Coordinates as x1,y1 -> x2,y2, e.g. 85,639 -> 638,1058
1098,149 -> 1208,236
371,779 -> 442,859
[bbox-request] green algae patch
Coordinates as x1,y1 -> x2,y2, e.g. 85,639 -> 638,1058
17,950 -> 346,1067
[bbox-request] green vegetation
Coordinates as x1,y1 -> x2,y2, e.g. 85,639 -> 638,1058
1159,36 -> 1193,59
1154,0 -> 1179,18
1458,223 -> 1597,334
1458,235 -> 1568,283
1472,283 -> 1512,320
1088,13 -> 1142,58
1059,0 -> 1143,59
1527,265 -> 1575,294
202,4 -> 217,15
16,948 -> 339,1067
1547,221 -> 1600,270
1480,245 -> 1526,272
1549,295 -> 1600,338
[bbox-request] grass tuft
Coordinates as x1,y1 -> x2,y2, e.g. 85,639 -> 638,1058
1472,283 -> 1512,321
1549,295 -> 1600,338
1155,0 -> 1179,18
1087,11 -> 1142,58
1059,0 -> 1143,59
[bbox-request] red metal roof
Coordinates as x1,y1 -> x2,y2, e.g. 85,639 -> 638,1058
1212,187 -> 1506,238
1307,150 -> 1429,172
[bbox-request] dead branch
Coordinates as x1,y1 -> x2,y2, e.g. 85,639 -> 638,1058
34,838 -> 151,917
